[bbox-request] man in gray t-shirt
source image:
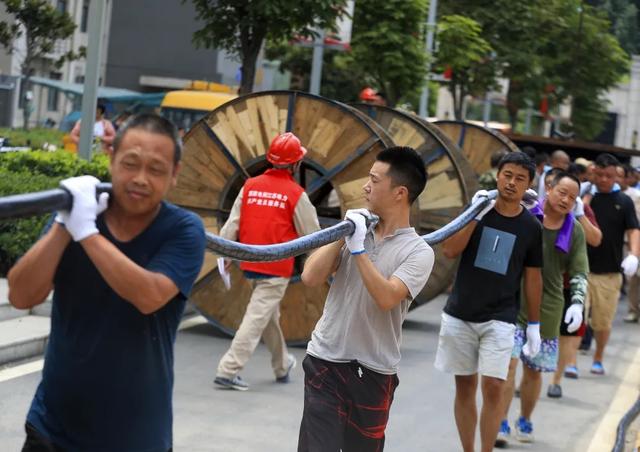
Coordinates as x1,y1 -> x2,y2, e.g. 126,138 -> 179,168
297,147 -> 434,452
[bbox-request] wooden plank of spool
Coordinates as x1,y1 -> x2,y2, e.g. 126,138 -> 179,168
434,120 -> 520,176
168,91 -> 395,345
351,104 -> 479,303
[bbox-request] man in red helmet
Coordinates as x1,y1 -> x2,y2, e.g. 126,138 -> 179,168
359,87 -> 386,106
214,132 -> 320,391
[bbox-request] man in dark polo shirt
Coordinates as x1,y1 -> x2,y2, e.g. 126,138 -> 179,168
584,153 -> 640,375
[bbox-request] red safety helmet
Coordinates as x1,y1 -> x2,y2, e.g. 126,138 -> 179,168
266,132 -> 307,165
359,87 -> 378,101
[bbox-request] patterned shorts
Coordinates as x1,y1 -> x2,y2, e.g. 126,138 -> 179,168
511,325 -> 559,372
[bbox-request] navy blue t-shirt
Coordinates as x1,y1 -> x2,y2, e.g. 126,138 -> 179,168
27,201 -> 206,451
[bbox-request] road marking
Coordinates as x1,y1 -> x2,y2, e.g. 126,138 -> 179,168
0,315 -> 209,383
587,346 -> 640,452
0,359 -> 43,383
178,315 -> 208,331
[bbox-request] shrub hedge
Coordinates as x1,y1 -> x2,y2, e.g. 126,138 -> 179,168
0,150 -> 110,275
0,127 -> 65,149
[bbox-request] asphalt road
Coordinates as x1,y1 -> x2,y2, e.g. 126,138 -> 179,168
0,294 -> 639,451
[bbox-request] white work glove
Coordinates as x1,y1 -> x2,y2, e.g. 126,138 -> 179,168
475,199 -> 495,221
621,254 -> 639,277
344,208 -> 370,255
521,189 -> 539,209
564,304 -> 583,333
57,175 -> 109,242
522,323 -> 541,358
471,190 -> 495,221
572,196 -> 585,218
472,189 -> 490,204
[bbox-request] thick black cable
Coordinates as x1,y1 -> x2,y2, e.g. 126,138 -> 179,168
612,396 -> 640,452
0,184 -> 517,261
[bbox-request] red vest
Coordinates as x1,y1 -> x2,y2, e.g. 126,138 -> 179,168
239,169 -> 304,277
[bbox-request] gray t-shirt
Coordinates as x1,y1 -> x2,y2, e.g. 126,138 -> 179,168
306,225 -> 434,374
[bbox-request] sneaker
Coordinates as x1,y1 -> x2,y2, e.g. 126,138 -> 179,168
547,384 -> 562,398
515,416 -> 534,443
214,375 -> 249,391
590,361 -> 605,375
624,312 -> 639,323
494,419 -> 511,448
276,354 -> 297,383
564,365 -> 579,379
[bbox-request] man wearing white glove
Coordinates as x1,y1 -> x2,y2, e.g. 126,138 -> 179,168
7,114 -> 206,451
299,147 -> 434,451
498,171 -> 588,446
586,154 -> 640,376
435,152 -> 543,452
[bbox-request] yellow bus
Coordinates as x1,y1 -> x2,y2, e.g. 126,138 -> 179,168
160,89 -> 237,132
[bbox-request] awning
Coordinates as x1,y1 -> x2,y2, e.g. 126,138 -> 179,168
29,76 -> 141,99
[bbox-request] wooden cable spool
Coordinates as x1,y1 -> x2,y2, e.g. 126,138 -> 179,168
352,104 -> 479,304
434,120 -> 520,176
167,90 -> 395,345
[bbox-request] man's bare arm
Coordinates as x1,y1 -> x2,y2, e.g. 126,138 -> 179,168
8,223 -> 71,309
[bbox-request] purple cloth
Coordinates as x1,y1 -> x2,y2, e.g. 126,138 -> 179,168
530,203 -> 544,222
555,212 -> 574,254
528,201 -> 574,254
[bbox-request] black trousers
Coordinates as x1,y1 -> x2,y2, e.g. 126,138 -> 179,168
21,422 -> 173,452
297,355 -> 399,452
21,423 -> 63,452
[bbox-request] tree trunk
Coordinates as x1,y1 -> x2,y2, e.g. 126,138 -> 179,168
22,45 -> 34,130
239,52 -> 258,95
238,25 -> 264,95
448,80 -> 459,120
457,88 -> 467,120
506,80 -> 520,130
21,74 -> 32,130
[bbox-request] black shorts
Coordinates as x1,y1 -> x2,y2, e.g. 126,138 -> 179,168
298,355 -> 399,452
21,423 -> 63,452
559,288 -> 586,337
21,423 -> 173,452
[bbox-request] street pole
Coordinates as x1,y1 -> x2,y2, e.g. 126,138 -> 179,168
78,0 -> 106,160
418,0 -> 438,118
309,30 -> 325,95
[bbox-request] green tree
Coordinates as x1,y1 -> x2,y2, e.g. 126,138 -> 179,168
343,0 -> 428,107
265,42 -> 362,102
186,0 -> 347,95
441,1 -> 560,127
556,3 -> 629,139
433,15 -> 495,119
440,0 -> 628,138
0,0 -> 83,129
588,0 -> 639,54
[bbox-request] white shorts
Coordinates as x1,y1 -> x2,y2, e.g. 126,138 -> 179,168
434,312 -> 516,380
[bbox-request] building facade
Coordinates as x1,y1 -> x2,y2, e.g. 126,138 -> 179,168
0,0 -> 112,128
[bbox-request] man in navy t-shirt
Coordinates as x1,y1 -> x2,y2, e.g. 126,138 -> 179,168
8,114 -> 206,451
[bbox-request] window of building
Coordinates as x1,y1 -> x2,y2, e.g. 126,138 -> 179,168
47,72 -> 62,112
81,1 -> 89,32
57,0 -> 67,14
